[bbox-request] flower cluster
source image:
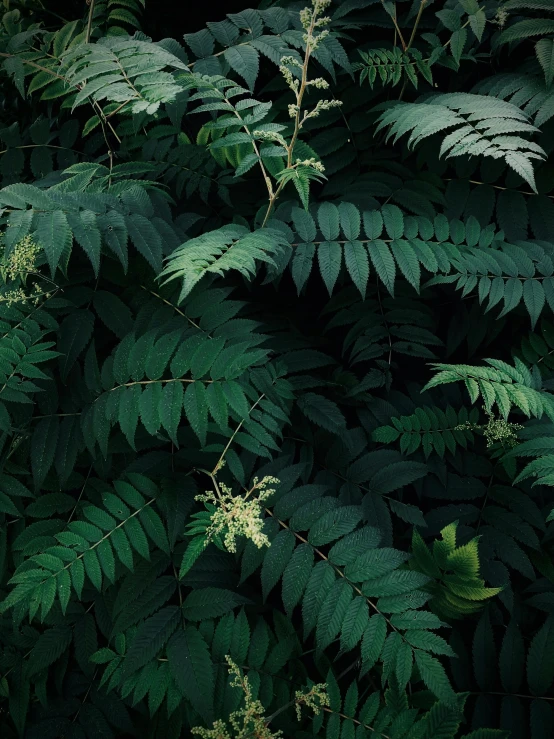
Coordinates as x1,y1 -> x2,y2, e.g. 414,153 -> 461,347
295,157 -> 325,173
0,283 -> 45,307
482,415 -> 523,448
253,129 -> 288,148
3,235 -> 40,280
455,411 -> 523,449
279,0 -> 339,122
195,476 -> 280,553
192,657 -> 330,738
307,77 -> 330,90
304,97 -> 342,121
191,657 -> 283,739
300,0 -> 332,50
279,56 -> 302,94
294,682 -> 330,721
492,9 -> 508,28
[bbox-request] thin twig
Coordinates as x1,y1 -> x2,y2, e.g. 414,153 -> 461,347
382,0 -> 407,52
406,0 -> 427,51
140,286 -> 204,331
85,0 -> 96,44
211,394 -> 265,475
261,6 -> 321,226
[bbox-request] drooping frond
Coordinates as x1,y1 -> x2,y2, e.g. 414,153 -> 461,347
375,93 -> 546,191
160,225 -> 289,300
61,36 -> 188,115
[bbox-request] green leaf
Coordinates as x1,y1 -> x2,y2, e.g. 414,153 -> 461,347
160,381 -> 183,445
318,241 -> 342,295
500,621 -> 525,693
167,626 -> 214,724
345,548 -> 408,582
182,588 -> 252,620
206,382 -> 228,428
395,641 -> 413,689
523,279 -> 545,328
382,204 -> 404,239
340,596 -> 369,652
308,505 -> 362,546
390,239 -> 420,292
261,529 -> 296,600
302,561 -> 336,637
469,10 -> 486,42
364,210 -> 383,240
414,649 -> 456,702
344,240 -> 369,297
362,570 -> 430,597
191,337 -> 225,380
27,626 -> 72,677
292,243 -> 315,293
318,202 -> 340,241
58,310 -> 94,381
126,214 -> 162,273
67,210 -> 101,275
369,239 -> 395,295
339,202 -> 361,240
282,543 -> 314,616
93,291 -> 133,339
450,28 -> 467,66
224,45 -> 259,90
292,207 -> 316,242
527,615 -> 554,696
184,381 -> 208,446
179,536 -> 207,579
404,630 -> 456,656
139,382 -> 162,435
31,417 -> 59,490
536,38 -> 554,87
421,697 -> 464,738
316,578 -> 352,650
499,19 -> 554,46
361,614 -> 387,671
298,393 -> 346,434
123,606 -> 181,676
36,210 -> 71,273
370,461 -> 428,495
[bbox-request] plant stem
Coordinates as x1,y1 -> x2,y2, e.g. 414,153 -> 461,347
85,0 -> 96,44
406,0 -> 427,51
261,5 -> 320,227
383,0 -> 407,52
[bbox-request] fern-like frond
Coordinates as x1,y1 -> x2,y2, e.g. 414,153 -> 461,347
475,71 -> 554,126
375,93 -> 546,191
1,474 -> 168,621
0,172 -> 178,274
61,36 -> 188,115
160,225 -> 289,300
355,47 -> 433,90
423,358 -> 554,422
373,405 -> 480,457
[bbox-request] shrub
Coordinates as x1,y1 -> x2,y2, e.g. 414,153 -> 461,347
0,0 -> 553,737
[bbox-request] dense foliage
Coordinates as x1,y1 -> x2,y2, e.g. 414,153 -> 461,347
0,0 -> 554,736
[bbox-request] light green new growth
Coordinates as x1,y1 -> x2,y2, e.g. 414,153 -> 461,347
412,524 -> 503,620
